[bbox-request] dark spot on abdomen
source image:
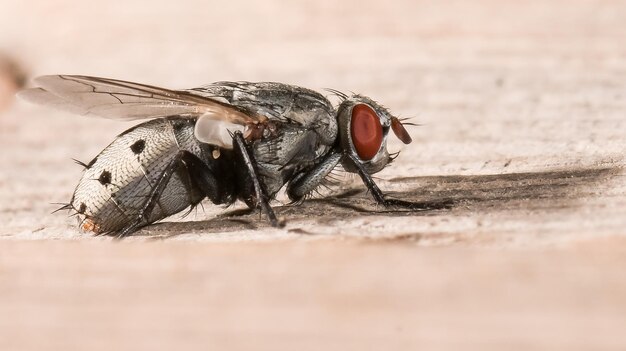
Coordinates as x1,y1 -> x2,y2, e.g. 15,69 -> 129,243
99,170 -> 112,185
130,139 -> 145,154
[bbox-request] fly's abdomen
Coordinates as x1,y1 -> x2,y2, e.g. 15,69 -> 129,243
71,118 -> 204,234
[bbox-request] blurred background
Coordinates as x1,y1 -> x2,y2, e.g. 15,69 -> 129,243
1,1 -> 626,350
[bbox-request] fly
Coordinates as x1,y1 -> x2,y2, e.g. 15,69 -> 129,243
19,75 -> 452,237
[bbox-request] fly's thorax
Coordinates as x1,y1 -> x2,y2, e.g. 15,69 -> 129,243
190,82 -> 339,147
249,123 -> 323,196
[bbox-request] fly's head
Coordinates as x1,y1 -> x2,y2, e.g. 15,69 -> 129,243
336,95 -> 412,174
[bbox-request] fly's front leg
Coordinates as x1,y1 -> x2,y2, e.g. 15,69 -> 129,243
232,131 -> 282,227
287,152 -> 342,202
344,153 -> 454,211
117,150 -> 188,238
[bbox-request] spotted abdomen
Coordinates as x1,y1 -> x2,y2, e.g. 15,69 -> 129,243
71,117 -> 205,234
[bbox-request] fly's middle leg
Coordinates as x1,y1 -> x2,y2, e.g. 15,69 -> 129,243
232,131 -> 282,228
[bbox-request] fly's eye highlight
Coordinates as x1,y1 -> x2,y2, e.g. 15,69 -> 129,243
350,104 -> 383,161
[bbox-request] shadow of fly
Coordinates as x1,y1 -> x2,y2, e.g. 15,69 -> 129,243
19,75 -> 452,237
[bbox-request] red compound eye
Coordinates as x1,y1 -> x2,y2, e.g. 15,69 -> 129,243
350,104 -> 383,160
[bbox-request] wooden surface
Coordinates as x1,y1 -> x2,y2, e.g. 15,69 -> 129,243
1,0 -> 626,350
2,240 -> 626,351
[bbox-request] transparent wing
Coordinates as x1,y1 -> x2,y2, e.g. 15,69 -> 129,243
18,75 -> 258,125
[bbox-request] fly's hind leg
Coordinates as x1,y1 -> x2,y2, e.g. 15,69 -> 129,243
232,131 -> 282,228
117,150 -> 189,238
344,153 -> 454,211
286,152 -> 342,202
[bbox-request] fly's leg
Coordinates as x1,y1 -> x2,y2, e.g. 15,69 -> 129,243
344,153 -> 454,211
232,131 -> 282,227
117,150 -> 188,238
287,152 -> 342,202
181,151 -> 235,206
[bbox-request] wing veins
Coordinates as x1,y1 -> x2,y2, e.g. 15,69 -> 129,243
20,74 -> 260,125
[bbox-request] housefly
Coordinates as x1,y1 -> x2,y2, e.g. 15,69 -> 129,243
19,75 -> 452,237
